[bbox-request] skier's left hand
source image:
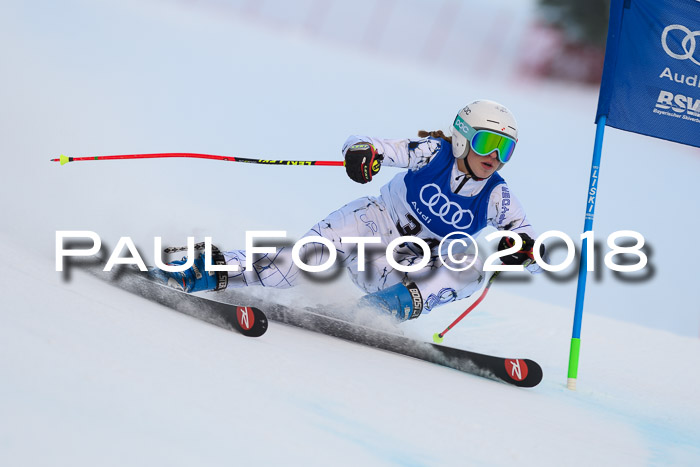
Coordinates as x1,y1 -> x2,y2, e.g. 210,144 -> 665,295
344,142 -> 383,184
497,233 -> 543,265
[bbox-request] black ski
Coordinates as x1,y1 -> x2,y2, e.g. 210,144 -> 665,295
226,296 -> 542,387
82,265 -> 268,338
77,263 -> 539,386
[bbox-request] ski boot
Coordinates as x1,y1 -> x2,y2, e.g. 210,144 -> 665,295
149,253 -> 228,293
359,282 -> 424,321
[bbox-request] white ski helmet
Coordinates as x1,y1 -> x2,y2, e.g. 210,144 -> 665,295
451,100 -> 518,160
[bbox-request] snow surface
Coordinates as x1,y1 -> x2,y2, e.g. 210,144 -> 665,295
1,0 -> 700,465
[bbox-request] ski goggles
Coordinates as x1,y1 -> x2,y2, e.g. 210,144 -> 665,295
453,115 -> 517,163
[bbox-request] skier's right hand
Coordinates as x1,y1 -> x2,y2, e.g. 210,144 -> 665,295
344,142 -> 382,184
498,232 -> 543,265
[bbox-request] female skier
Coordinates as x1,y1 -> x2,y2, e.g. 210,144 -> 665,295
151,100 -> 542,321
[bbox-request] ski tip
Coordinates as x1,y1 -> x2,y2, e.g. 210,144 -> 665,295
432,332 -> 444,344
233,306 -> 268,337
505,359 -> 543,388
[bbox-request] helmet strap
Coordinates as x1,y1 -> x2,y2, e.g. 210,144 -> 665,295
462,158 -> 484,181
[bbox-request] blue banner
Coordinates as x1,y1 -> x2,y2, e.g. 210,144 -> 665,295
597,0 -> 700,148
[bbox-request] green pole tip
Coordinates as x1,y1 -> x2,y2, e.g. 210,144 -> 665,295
59,155 -> 70,166
432,332 -> 444,344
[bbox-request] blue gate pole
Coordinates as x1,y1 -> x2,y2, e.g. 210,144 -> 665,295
567,115 -> 607,390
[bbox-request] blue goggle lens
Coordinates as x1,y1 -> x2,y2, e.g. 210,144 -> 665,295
470,130 -> 516,163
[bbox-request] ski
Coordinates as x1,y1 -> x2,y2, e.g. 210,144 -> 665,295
220,295 -> 542,387
81,264 -> 268,338
76,263 -> 540,386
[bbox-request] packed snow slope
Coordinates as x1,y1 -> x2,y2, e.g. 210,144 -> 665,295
1,0 -> 700,465
3,235 -> 700,466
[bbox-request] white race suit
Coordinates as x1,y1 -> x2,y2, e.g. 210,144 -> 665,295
221,135 -> 539,313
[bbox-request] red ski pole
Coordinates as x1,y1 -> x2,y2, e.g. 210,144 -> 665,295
432,260 -> 531,344
432,271 -> 501,344
50,153 -> 344,167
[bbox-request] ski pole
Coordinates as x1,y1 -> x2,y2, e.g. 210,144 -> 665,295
432,259 -> 532,344
50,153 -> 344,167
432,271 -> 501,344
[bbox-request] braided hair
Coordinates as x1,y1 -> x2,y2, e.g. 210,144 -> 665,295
417,130 -> 452,143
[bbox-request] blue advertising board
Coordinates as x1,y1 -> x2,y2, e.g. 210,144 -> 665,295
597,0 -> 700,148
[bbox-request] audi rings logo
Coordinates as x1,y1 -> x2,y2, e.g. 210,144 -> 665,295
419,184 -> 474,229
661,24 -> 700,66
